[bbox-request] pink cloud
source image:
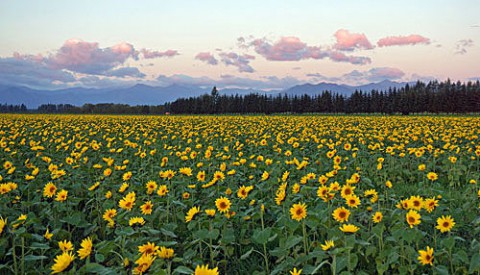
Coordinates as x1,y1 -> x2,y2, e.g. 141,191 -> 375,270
46,39 -> 139,75
327,51 -> 371,65
333,29 -> 373,51
251,36 -> 309,61
195,52 -> 218,65
242,36 -> 370,65
377,35 -> 430,47
141,49 -> 179,59
14,39 -> 178,77
219,52 -> 255,73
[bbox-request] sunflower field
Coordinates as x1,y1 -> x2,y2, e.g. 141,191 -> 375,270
0,114 -> 479,274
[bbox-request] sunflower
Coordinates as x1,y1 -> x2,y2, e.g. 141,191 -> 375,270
157,185 -> 168,196
122,171 -> 133,181
197,171 -> 206,182
332,207 -> 350,223
436,215 -> 455,233
385,180 -> 393,188
145,181 -> 158,195
237,185 -> 254,199
290,203 -> 307,222
119,182 -> 129,193
205,209 -> 216,217
320,240 -> 335,251
340,184 -> 355,199
140,201 -> 153,215
317,186 -> 329,198
281,171 -> 290,182
424,197 -> 439,213
373,211 -> 383,223
88,182 -> 100,191
194,264 -> 219,275
417,246 -> 434,266
185,206 -> 201,222
408,195 -> 424,210
119,193 -> 135,211
339,224 -> 360,233
43,182 -> 57,198
290,267 -> 302,275
215,197 -> 231,213
179,167 -> 193,176
157,246 -> 174,259
44,228 -> 53,240
0,216 -> 7,236
77,237 -> 93,260
129,217 -> 145,227
406,209 -> 421,228
292,183 -> 301,194
213,171 -> 225,181
261,171 -> 269,181
51,251 -> 75,274
103,168 -> 112,177
364,189 -> 379,203
134,253 -> 156,274
427,172 -> 438,181
55,189 -> 68,202
102,209 -> 117,221
138,242 -> 159,255
164,169 -> 176,180
58,240 -> 74,252
275,183 -> 287,205
345,194 -> 361,208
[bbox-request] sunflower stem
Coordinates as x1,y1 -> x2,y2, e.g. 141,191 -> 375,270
302,220 -> 308,255
260,207 -> 269,274
21,237 -> 25,275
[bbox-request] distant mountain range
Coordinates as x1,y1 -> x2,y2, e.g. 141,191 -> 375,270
0,80 -> 410,109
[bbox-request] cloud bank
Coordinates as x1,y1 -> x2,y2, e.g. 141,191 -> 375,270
377,35 -> 430,47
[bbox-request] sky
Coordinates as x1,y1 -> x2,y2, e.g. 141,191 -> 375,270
0,0 -> 479,90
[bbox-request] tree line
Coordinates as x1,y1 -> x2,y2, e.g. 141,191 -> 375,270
1,79 -> 479,114
167,80 -> 480,114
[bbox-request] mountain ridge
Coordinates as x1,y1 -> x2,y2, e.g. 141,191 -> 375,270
0,80 -> 412,108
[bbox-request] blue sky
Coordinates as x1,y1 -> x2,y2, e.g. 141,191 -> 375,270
0,0 -> 479,90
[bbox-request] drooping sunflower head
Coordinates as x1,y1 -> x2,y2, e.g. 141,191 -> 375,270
51,251 -> 75,274
339,224 -> 360,234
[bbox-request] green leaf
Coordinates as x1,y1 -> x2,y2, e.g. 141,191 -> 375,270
30,242 -> 50,250
284,236 -> 303,250
160,228 -> 177,238
349,254 -> 358,269
207,229 -> 220,240
442,236 -> 455,250
222,228 -> 235,244
252,228 -> 271,245
95,252 -> 105,263
81,263 -> 115,274
469,254 -> 480,273
24,255 -> 48,261
434,265 -> 449,275
193,229 -> 209,240
173,266 -> 194,274
240,247 -> 254,260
